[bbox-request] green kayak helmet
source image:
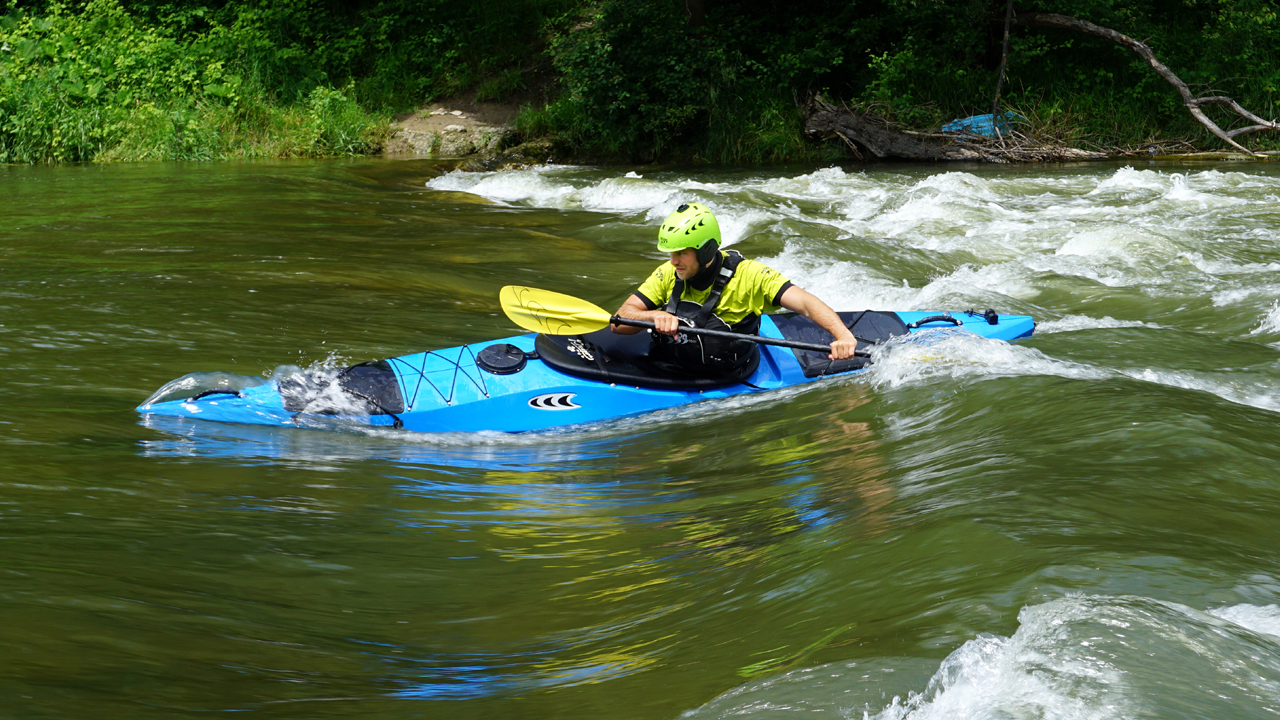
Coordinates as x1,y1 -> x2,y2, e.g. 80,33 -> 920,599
657,202 -> 721,265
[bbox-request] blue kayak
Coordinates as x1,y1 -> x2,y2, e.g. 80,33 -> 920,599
137,310 -> 1035,433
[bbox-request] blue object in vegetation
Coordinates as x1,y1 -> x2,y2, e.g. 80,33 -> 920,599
942,112 -> 1023,137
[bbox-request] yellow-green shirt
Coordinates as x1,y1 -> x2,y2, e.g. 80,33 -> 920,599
634,252 -> 792,327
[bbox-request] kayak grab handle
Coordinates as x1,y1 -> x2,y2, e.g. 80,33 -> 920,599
188,388 -> 245,401
906,315 -> 963,330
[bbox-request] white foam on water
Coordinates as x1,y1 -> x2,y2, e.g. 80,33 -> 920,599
755,165 -> 880,201
839,303 -> 1280,413
1116,366 -> 1280,414
1055,226 -> 1181,264
713,206 -> 780,247
428,166 -> 1276,243
859,178 -> 1012,243
1087,165 -> 1172,196
751,168 -> 903,225
1192,168 -> 1280,191
683,595 -> 1280,720
426,166 -> 580,206
1069,169 -> 1260,240
847,327 -> 1280,416
575,176 -> 681,214
864,595 -> 1280,720
1184,252 -> 1280,278
1213,287 -> 1261,307
1036,315 -> 1159,334
861,330 -> 1109,391
430,168 -> 794,245
1251,301 -> 1280,335
758,245 -> 1039,313
868,634 -> 1133,720
917,263 -> 1041,304
1162,172 -> 1251,209
424,163 -> 1280,355
1024,245 -> 1178,289
1208,604 -> 1280,640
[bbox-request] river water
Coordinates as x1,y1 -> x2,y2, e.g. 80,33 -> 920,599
4,157 -> 1280,719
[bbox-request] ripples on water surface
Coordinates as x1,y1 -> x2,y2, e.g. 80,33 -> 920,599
4,159 -> 1280,719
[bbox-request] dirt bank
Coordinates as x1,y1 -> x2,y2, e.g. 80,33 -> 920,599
384,98 -> 519,158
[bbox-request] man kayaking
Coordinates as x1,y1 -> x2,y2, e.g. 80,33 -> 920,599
612,202 -> 858,373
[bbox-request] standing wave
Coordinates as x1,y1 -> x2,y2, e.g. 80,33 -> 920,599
683,595 -> 1280,720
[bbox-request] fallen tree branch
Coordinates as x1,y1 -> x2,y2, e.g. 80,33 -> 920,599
804,98 -> 1106,162
1013,11 -> 1280,155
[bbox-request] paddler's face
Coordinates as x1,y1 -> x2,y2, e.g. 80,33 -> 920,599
670,249 -> 700,280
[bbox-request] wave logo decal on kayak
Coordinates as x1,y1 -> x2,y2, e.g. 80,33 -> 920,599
528,393 -> 580,411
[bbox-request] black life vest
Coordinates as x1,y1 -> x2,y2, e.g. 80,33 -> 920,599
651,250 -> 758,373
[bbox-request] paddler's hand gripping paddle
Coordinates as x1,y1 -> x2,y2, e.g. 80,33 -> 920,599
500,286 -> 870,358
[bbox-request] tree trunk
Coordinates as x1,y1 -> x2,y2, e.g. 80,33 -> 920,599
684,0 -> 705,27
805,98 -> 1105,163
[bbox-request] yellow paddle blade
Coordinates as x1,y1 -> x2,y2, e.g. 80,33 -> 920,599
499,286 -> 614,335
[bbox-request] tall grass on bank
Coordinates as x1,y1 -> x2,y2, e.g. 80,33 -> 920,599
95,85 -> 389,163
702,88 -> 846,164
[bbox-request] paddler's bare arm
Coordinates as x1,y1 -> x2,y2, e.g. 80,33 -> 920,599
612,294 -> 681,336
779,286 -> 858,360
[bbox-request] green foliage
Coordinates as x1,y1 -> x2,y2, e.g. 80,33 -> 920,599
513,95 -> 592,152
0,0 -> 391,162
1,0 -> 211,162
703,85 -> 842,164
546,0 -> 719,157
91,84 -> 385,162
475,68 -> 527,103
0,0 -> 570,163
539,0 -> 879,160
3,0 -> 1279,164
975,0 -> 1280,148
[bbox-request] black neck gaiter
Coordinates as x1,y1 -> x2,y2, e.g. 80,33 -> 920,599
686,249 -> 724,292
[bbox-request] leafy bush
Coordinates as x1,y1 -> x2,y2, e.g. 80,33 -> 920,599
0,0 -> 573,163
0,0 -> 393,162
546,0 -> 719,157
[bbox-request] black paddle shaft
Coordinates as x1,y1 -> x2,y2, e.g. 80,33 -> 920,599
609,316 -> 871,358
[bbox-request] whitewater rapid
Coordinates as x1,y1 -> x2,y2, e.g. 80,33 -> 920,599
429,163 -> 1280,415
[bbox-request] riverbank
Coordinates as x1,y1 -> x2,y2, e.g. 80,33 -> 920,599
384,101 -> 517,159
381,89 -> 582,169
382,98 -> 1280,168
4,0 -> 1277,167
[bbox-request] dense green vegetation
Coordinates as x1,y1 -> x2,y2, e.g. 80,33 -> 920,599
0,0 -> 572,162
540,0 -> 1280,160
2,0 -> 1278,164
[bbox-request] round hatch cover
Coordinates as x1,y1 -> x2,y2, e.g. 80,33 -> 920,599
477,343 -> 528,375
